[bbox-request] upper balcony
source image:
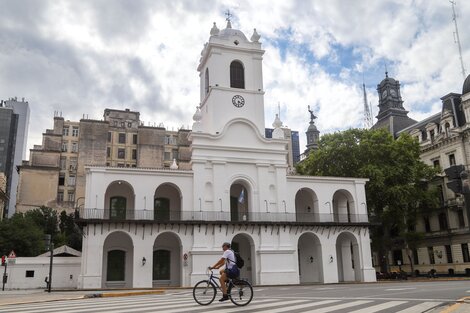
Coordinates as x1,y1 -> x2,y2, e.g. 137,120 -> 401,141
79,175 -> 370,226
77,208 -> 369,225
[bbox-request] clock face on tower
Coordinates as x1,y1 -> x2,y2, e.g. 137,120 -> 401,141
382,90 -> 387,99
390,89 -> 397,97
232,95 -> 245,108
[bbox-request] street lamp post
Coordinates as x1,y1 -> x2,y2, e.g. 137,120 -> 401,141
44,234 -> 54,293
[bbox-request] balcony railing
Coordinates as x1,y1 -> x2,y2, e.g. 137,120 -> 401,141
77,208 -> 369,224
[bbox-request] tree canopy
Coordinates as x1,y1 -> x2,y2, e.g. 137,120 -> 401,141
297,128 -> 439,271
0,206 -> 82,257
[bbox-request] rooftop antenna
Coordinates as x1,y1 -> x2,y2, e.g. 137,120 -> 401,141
450,1 -> 466,79
362,74 -> 373,129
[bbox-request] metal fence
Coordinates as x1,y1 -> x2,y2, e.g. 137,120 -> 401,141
78,208 -> 369,223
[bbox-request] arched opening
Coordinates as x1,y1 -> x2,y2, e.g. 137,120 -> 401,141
298,232 -> 323,283
110,196 -> 126,220
230,61 -> 245,89
154,183 -> 182,221
332,190 -> 355,222
205,68 -> 210,95
336,232 -> 361,282
295,188 -> 319,222
102,231 -> 134,288
104,181 -> 135,220
230,182 -> 249,221
153,232 -> 181,286
232,233 -> 255,284
444,122 -> 450,137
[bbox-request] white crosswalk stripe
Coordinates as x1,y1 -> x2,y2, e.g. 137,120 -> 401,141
347,301 -> 408,313
165,299 -> 304,313
249,300 -> 340,313
303,300 -> 373,313
0,294 -> 447,313
396,301 -> 444,313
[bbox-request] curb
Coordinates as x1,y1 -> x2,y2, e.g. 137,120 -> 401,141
438,296 -> 470,313
0,296 -> 86,307
0,290 -> 166,306
84,290 -> 165,298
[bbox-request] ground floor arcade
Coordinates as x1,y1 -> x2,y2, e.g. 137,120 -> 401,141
78,222 -> 376,288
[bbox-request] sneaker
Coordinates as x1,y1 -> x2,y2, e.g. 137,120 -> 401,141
219,295 -> 229,302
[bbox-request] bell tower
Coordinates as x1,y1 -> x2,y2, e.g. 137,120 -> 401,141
376,72 -> 406,120
372,72 -> 416,137
196,18 -> 265,135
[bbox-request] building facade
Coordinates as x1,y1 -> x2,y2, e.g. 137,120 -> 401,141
16,110 -> 192,214
0,173 -> 6,219
375,74 -> 470,276
0,98 -> 30,217
77,21 -> 375,289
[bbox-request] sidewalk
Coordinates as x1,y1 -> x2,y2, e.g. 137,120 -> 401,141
0,288 -> 165,306
429,297 -> 470,313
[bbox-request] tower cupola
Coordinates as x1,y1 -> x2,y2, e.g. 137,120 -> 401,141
196,18 -> 266,135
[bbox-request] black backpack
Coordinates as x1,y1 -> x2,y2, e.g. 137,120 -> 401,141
231,250 -> 245,269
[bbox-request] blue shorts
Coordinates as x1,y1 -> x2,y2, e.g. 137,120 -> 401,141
225,266 -> 240,278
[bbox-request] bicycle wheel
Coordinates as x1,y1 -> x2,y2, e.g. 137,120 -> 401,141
193,280 -> 216,305
229,279 -> 253,306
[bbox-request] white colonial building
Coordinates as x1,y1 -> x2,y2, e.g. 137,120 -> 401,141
77,20 -> 376,289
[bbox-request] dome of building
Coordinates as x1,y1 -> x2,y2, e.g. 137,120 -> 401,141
307,122 -> 317,132
463,74 -> 470,95
217,21 -> 248,42
378,72 -> 396,87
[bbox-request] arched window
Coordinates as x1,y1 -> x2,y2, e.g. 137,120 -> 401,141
445,122 -> 450,137
205,68 -> 210,95
110,196 -> 126,220
154,197 -> 170,221
230,61 -> 245,89
153,249 -> 171,280
107,250 -> 125,281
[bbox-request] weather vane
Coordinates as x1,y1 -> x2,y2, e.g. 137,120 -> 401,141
225,10 -> 233,22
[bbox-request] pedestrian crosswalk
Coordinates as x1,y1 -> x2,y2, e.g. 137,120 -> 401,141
0,291 -> 446,313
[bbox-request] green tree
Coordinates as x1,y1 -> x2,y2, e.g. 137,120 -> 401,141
0,207 -> 83,257
24,206 -> 59,240
59,210 -> 82,251
0,213 -> 44,257
297,128 -> 439,272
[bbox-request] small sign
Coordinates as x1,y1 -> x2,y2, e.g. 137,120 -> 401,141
8,251 -> 16,259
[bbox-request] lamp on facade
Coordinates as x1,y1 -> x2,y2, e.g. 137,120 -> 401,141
142,257 -> 146,266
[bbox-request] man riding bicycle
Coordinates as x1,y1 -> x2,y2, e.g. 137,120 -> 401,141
209,242 -> 239,302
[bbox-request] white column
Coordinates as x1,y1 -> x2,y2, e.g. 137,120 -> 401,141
321,240 -> 339,283
359,228 -> 377,282
133,226 -> 153,288
78,229 -> 104,289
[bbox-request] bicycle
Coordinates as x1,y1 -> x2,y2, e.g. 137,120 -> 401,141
193,268 -> 253,306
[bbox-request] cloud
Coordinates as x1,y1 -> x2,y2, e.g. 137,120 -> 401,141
0,0 -> 469,156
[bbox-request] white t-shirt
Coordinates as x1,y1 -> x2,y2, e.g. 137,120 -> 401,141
222,249 -> 236,269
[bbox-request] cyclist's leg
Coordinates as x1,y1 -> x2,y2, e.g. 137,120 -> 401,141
219,270 -> 229,301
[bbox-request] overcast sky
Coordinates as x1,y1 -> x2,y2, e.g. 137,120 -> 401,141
1,0 -> 469,154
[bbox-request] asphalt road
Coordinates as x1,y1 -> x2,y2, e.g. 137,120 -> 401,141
1,281 -> 469,312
